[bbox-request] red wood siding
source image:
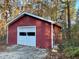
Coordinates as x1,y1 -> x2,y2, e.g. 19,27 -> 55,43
8,15 -> 51,48
53,24 -> 62,44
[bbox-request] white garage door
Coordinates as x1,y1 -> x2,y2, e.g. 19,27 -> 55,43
17,26 -> 36,47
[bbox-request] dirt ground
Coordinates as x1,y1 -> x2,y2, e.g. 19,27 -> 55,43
0,45 -> 47,59
0,41 -> 63,59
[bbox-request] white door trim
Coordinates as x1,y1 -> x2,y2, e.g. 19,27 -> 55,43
51,24 -> 54,48
17,26 -> 36,28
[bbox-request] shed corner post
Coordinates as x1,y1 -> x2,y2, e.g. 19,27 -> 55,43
6,25 -> 8,44
51,24 -> 54,48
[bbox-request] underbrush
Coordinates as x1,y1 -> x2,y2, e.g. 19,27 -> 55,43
63,47 -> 79,59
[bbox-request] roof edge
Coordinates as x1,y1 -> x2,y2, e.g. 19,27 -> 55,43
7,12 -> 61,27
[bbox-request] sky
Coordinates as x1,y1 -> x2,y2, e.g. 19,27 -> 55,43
76,0 -> 79,9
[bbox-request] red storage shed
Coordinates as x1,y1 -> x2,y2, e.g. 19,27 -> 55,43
7,12 -> 62,48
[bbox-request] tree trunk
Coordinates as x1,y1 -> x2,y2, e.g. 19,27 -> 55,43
67,0 -> 71,40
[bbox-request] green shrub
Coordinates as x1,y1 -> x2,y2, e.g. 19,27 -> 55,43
64,47 -> 79,58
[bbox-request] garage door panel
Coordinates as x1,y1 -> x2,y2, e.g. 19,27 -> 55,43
27,36 -> 36,46
26,28 -> 36,32
18,26 -> 36,32
17,35 -> 27,45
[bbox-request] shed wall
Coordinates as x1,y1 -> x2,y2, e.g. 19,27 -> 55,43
8,15 -> 51,48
